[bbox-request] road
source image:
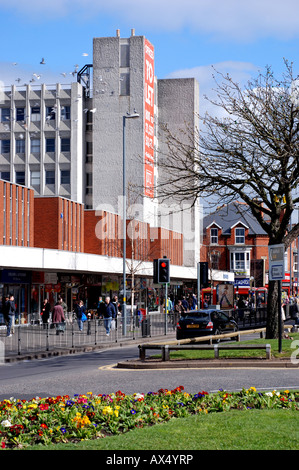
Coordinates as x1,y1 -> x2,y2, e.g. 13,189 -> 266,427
0,343 -> 299,400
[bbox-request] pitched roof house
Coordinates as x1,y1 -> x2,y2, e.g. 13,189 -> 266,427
201,201 -> 270,292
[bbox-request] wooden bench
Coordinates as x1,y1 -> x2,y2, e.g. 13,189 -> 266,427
139,343 -> 271,361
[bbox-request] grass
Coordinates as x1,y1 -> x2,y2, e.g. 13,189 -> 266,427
25,409 -> 299,450
152,332 -> 299,361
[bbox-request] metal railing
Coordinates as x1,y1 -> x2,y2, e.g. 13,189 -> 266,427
0,311 -> 176,359
0,307 -> 273,360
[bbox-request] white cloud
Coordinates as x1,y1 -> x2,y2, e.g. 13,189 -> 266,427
1,0 -> 299,41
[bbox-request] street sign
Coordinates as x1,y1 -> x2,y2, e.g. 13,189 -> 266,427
268,244 -> 285,281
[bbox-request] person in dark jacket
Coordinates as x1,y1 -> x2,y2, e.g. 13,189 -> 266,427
41,298 -> 51,329
103,296 -> 116,336
75,300 -> 86,331
6,295 -> 16,337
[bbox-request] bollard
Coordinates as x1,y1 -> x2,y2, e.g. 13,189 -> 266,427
214,344 -> 219,359
162,345 -> 170,362
139,345 -> 146,360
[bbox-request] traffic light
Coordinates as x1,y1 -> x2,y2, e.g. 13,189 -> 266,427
158,258 -> 170,284
199,261 -> 209,288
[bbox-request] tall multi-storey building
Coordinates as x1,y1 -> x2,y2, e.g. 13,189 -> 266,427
90,29 -> 200,267
0,30 -> 201,316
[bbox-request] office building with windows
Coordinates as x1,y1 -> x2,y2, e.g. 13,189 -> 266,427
0,30 -> 201,316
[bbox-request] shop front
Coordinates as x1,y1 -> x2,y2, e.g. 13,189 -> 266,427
0,269 -> 31,324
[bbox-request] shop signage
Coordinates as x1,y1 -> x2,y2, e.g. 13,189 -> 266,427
0,269 -> 31,284
234,278 -> 250,287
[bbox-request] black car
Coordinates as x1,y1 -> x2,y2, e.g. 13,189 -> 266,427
176,309 -> 238,341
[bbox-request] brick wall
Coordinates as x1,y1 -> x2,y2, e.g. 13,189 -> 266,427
85,210 -> 184,265
34,197 -> 84,252
0,179 -> 34,247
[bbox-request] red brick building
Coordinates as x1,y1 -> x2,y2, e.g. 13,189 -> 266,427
0,179 -> 34,247
201,201 -> 270,291
34,197 -> 84,252
84,209 -> 184,265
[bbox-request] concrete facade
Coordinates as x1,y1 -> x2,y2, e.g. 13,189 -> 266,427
91,31 -> 200,268
0,31 -> 201,271
0,82 -> 84,203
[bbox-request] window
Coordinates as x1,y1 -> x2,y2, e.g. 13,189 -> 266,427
231,251 -> 250,271
31,139 -> 40,154
31,171 -> 40,186
210,228 -> 218,244
16,108 -> 25,121
61,170 -> 70,184
120,73 -> 130,96
61,138 -> 70,152
46,138 -> 55,152
45,170 -> 55,185
235,227 -> 245,244
1,108 -> 10,122
31,106 -> 40,122
61,105 -> 70,120
210,251 -> 220,270
46,106 -> 55,120
86,172 -> 92,194
120,44 -> 130,67
16,139 -> 25,153
294,254 -> 299,276
0,171 -> 10,181
1,140 -> 10,154
16,171 -> 25,185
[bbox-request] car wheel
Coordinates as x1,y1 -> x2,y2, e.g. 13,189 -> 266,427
213,328 -> 221,343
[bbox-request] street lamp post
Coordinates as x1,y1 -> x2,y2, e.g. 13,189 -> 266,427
122,112 -> 139,336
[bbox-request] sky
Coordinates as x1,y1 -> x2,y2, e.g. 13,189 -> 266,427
0,0 -> 299,111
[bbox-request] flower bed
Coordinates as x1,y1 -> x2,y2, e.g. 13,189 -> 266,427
0,386 -> 298,449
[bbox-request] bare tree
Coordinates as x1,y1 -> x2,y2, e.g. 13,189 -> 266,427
157,59 -> 299,338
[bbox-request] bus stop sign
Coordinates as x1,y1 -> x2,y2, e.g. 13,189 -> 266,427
268,244 -> 285,281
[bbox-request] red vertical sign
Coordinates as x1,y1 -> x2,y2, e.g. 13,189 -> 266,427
144,39 -> 155,198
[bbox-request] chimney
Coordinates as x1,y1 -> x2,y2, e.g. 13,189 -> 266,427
116,29 -> 120,37
131,28 -> 135,36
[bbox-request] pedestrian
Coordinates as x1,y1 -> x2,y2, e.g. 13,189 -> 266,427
97,296 -> 105,318
75,300 -> 86,331
112,295 -> 120,329
293,298 -> 299,325
51,302 -> 65,335
1,295 -> 9,326
174,299 -> 186,315
182,296 -> 189,311
102,296 -> 116,336
5,294 -> 16,337
41,298 -> 51,329
58,296 -> 68,315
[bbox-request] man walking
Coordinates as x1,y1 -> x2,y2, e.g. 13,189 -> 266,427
103,296 -> 116,336
6,294 -> 16,338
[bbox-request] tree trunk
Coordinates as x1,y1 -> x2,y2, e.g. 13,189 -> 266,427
266,280 -> 279,338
